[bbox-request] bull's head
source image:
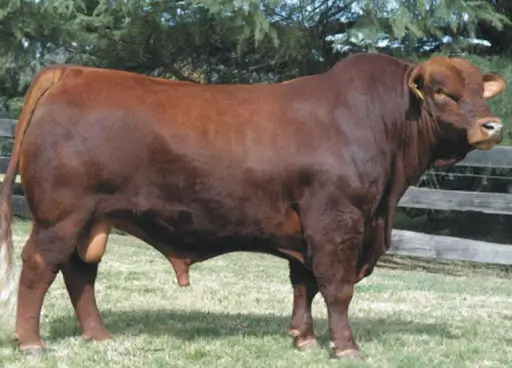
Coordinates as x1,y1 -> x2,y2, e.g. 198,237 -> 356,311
408,56 -> 506,151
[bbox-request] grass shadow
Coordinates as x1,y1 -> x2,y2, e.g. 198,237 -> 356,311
46,308 -> 459,344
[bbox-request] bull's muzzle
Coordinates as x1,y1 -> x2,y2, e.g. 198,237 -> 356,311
468,118 -> 504,150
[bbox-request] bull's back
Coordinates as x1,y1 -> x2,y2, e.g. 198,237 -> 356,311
25,64 -> 343,174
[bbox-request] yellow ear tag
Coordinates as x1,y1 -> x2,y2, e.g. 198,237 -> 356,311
411,83 -> 424,100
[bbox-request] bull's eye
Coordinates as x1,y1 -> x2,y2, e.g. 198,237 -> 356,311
434,88 -> 459,103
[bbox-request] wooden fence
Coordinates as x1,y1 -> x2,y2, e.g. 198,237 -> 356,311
0,119 -> 27,215
1,118 -> 511,265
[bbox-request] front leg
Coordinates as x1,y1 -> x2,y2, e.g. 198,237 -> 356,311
288,260 -> 319,350
301,199 -> 364,359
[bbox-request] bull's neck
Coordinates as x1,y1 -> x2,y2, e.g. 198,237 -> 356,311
394,102 -> 440,187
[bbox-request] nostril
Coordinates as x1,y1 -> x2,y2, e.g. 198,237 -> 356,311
482,122 -> 495,130
481,121 -> 503,132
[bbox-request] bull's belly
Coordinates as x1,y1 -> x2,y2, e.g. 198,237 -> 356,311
106,205 -> 307,264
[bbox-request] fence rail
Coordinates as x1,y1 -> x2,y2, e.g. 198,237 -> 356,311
1,118 -> 511,265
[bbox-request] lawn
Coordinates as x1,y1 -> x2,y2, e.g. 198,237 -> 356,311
1,219 -> 512,368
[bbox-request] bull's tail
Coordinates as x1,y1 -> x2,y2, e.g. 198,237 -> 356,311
0,67 -> 64,333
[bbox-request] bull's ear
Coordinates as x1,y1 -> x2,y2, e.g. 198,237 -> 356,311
483,73 -> 506,99
408,64 -> 425,101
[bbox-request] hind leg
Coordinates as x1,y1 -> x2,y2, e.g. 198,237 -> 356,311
61,251 -> 111,342
59,220 -> 111,341
15,224 -> 77,353
15,208 -> 95,353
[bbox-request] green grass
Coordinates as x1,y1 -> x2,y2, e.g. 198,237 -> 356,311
1,219 -> 512,368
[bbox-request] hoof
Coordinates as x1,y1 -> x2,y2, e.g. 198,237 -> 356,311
177,275 -> 190,288
19,344 -> 45,356
295,337 -> 319,351
82,332 -> 114,342
333,348 -> 363,360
